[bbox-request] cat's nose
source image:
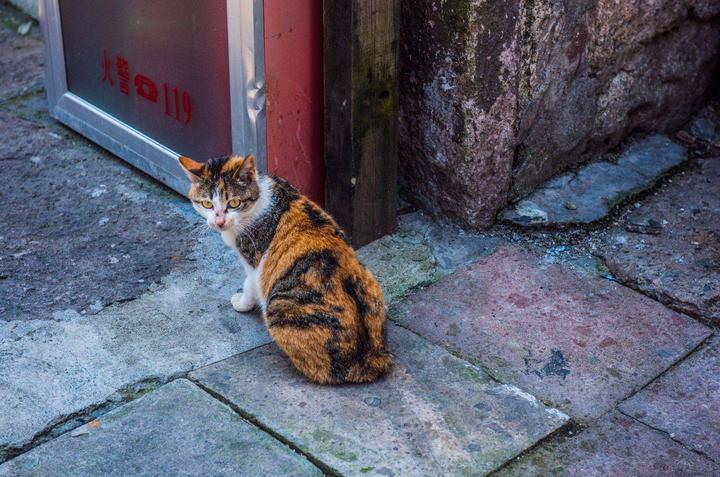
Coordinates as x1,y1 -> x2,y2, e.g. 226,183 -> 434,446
214,216 -> 225,227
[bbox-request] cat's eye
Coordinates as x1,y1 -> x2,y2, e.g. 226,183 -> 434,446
228,198 -> 242,209
199,200 -> 213,209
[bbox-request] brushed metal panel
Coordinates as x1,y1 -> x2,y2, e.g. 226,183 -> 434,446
59,0 -> 232,159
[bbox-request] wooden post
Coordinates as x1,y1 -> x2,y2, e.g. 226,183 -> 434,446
324,0 -> 398,247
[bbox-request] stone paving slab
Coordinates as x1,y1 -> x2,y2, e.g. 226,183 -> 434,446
600,158 -> 720,326
392,245 -> 711,420
500,135 -> 687,226
191,324 -> 568,477
0,3 -> 43,102
357,212 -> 501,303
619,335 -> 720,463
0,247 -> 270,461
495,412 -> 720,477
0,379 -> 321,477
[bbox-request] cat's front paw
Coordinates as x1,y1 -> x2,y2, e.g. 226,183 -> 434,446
231,292 -> 256,312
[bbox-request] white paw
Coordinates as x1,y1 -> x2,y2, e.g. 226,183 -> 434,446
231,292 -> 256,312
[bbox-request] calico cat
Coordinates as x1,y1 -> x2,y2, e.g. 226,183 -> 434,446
178,154 -> 392,384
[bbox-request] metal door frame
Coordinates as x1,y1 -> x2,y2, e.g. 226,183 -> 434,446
40,0 -> 267,195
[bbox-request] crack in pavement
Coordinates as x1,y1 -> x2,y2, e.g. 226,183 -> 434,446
0,373 -> 185,464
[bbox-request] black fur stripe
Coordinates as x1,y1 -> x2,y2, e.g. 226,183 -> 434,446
303,201 -> 332,228
342,276 -> 369,318
328,338 -> 352,383
269,289 -> 324,306
302,201 -> 349,243
204,156 -> 230,182
269,312 -> 341,330
267,249 -> 340,302
268,310 -> 351,382
342,275 -> 371,366
235,176 -> 299,266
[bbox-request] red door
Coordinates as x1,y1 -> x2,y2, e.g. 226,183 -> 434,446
264,0 -> 324,204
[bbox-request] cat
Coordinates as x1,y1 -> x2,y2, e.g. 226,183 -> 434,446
178,154 -> 392,384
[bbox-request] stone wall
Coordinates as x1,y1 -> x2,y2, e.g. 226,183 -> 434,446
400,0 -> 720,228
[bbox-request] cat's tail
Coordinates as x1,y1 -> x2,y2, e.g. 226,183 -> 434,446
346,347 -> 393,383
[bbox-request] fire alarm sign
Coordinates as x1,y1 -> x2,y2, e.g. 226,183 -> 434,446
41,0 -> 324,202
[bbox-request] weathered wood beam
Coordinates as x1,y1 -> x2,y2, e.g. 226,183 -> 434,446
324,0 -> 398,247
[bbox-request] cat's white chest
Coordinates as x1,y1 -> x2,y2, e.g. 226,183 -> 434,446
220,229 -> 237,251
222,229 -> 266,308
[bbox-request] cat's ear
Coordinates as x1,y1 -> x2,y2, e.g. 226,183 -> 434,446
241,154 -> 257,181
222,154 -> 256,182
178,156 -> 204,181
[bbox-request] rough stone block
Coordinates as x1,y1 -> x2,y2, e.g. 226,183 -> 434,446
500,135 -> 687,226
399,0 -> 521,228
512,1 -> 720,197
496,412 -> 720,477
191,324 -> 568,477
399,0 -> 720,227
620,336 -> 720,463
0,380 -> 321,476
393,245 -> 710,420
600,158 -> 720,325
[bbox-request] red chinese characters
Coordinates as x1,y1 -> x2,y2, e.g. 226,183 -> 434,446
100,50 -> 192,125
135,75 -> 158,103
116,56 -> 130,95
101,49 -> 114,86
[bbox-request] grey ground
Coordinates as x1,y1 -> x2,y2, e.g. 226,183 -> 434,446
1,3 -> 719,476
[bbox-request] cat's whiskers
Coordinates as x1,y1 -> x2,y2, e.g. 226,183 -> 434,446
188,224 -> 209,239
